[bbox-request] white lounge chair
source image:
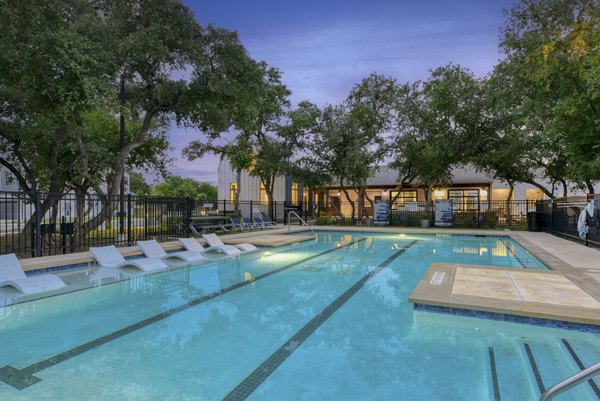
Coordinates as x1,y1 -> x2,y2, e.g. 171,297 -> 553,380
89,245 -> 168,272
0,253 -> 66,295
137,240 -> 207,265
179,237 -> 241,257
202,233 -> 257,253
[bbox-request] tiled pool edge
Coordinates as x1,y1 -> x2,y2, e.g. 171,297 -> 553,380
414,303 -> 600,334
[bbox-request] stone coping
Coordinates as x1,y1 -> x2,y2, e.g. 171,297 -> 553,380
20,226 -> 311,273
409,262 -> 600,326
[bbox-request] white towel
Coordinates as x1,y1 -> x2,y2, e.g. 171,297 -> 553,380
586,200 -> 596,218
577,209 -> 589,238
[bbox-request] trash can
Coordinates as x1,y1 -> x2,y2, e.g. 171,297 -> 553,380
527,212 -> 543,232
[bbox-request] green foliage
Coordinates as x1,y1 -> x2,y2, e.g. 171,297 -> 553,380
129,172 -> 152,196
494,0 -> 600,192
152,176 -> 216,200
390,212 -> 434,227
315,215 -> 337,225
0,0 -> 258,206
391,65 -> 484,200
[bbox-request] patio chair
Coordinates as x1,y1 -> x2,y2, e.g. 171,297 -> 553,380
0,253 -> 66,295
89,245 -> 168,272
242,216 -> 258,230
202,233 -> 257,254
251,213 -> 266,229
179,237 -> 241,257
230,217 -> 252,231
259,213 -> 277,227
137,240 -> 207,265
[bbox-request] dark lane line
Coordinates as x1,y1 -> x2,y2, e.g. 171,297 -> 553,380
0,237 -> 368,390
222,240 -> 419,401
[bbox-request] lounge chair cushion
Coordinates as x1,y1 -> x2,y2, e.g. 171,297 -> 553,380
0,254 -> 66,295
202,233 -> 257,253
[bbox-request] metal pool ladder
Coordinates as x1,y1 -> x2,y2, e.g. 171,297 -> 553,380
287,211 -> 314,234
539,360 -> 600,401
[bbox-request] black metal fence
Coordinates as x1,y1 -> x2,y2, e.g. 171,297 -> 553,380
1,189 -> 550,259
0,191 -> 304,259
539,194 -> 600,248
318,200 -> 536,230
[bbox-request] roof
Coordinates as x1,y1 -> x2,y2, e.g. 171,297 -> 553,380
366,165 -> 494,186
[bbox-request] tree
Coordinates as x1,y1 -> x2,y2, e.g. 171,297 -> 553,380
295,74 -> 401,221
498,0 -> 600,193
129,172 -> 152,196
185,62 -> 292,218
152,176 -> 216,200
0,0 -> 260,243
184,135 -> 253,211
390,65 -> 484,204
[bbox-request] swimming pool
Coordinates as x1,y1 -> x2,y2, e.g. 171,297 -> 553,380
0,232 -> 597,400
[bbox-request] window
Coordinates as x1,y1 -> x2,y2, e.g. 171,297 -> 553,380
291,181 -> 299,204
390,190 -> 417,207
260,182 -> 268,203
4,172 -> 14,187
449,189 -> 479,211
302,186 -> 309,209
229,182 -> 238,204
492,188 -> 511,201
526,188 -> 544,201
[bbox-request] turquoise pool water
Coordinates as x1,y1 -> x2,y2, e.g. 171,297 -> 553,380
0,232 -> 597,401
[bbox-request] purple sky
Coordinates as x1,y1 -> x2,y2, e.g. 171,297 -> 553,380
163,0 -> 518,185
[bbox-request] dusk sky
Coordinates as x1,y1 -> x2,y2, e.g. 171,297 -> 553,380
165,0 -> 519,185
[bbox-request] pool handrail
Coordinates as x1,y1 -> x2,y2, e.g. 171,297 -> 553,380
539,360 -> 600,401
287,211 -> 314,234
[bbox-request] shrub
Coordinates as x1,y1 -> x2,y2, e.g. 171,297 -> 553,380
315,215 -> 336,225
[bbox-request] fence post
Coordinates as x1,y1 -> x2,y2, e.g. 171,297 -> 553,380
222,199 -> 226,216
34,191 -> 42,257
283,201 -> 287,225
186,198 -> 193,237
127,194 -> 132,245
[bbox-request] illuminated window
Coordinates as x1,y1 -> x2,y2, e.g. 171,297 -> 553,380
229,182 -> 238,204
449,189 -> 479,211
526,188 -> 544,201
291,182 -> 298,204
260,182 -> 268,203
390,190 -> 417,207
302,186 -> 309,209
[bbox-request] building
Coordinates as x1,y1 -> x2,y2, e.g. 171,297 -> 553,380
0,166 -> 131,222
217,158 -> 598,218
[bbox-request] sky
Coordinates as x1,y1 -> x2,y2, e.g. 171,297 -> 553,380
164,0 -> 519,185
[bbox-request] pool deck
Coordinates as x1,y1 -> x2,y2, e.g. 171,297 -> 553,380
404,230 -> 600,325
19,227 -> 315,272
14,225 -> 600,326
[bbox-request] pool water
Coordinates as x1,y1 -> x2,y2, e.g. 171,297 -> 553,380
0,232 -> 597,401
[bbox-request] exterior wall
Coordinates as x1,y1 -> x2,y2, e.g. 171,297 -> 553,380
217,160 -> 600,203
217,158 -> 286,202
0,167 -> 19,192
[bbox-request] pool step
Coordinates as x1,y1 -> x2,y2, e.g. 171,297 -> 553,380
489,338 -> 600,401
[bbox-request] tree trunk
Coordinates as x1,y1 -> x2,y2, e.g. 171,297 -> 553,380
561,180 -> 568,198
525,179 -> 555,199
586,181 -> 595,194
235,168 -> 241,212
340,181 -> 354,222
506,181 -> 514,224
